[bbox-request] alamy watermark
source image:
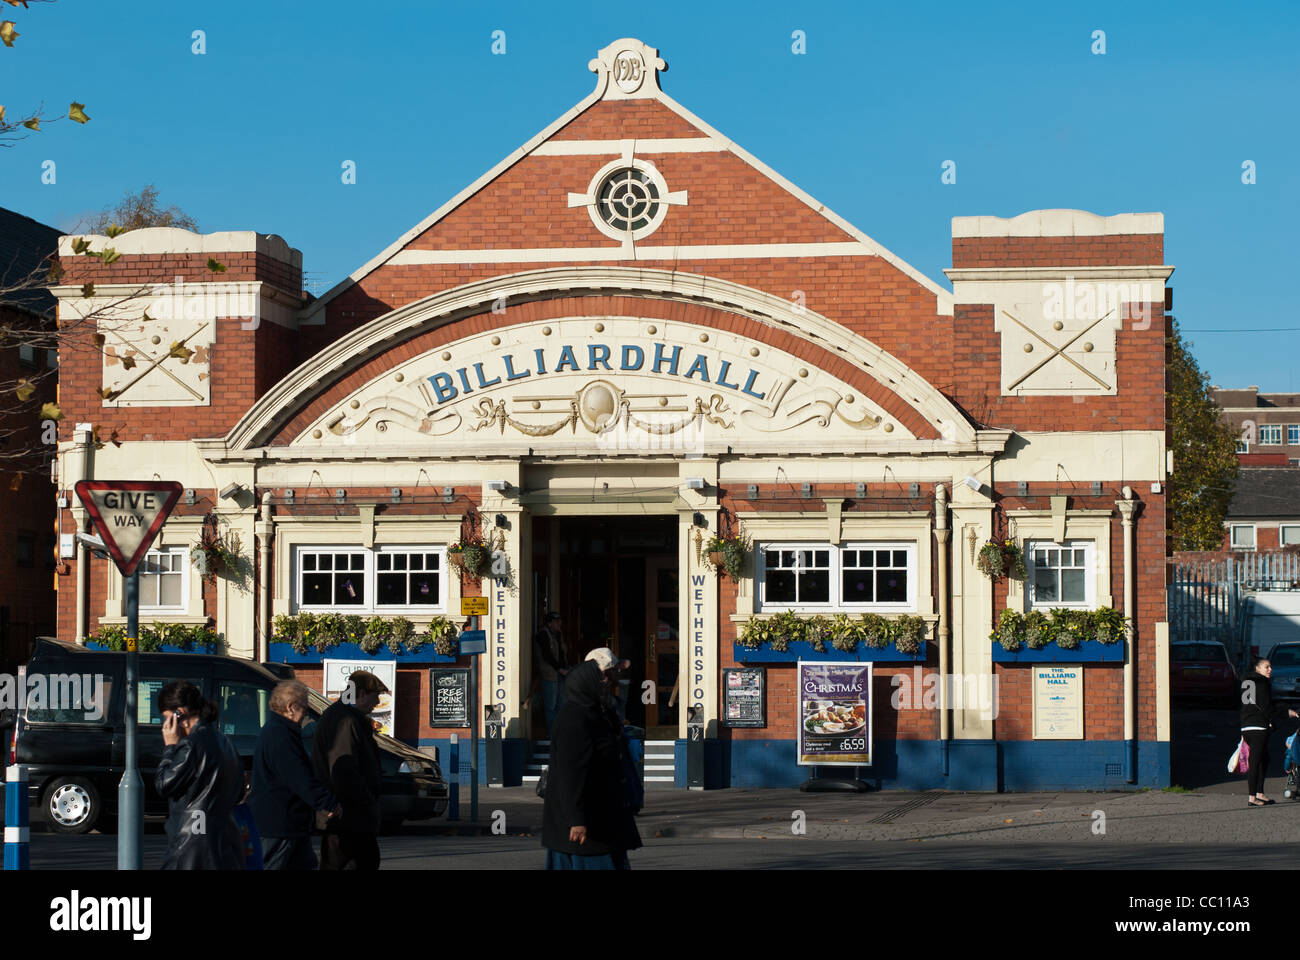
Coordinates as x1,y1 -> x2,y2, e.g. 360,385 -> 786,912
889,667 -> 999,719
0,672 -> 108,721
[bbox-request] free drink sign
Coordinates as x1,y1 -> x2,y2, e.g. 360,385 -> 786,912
73,481 -> 184,576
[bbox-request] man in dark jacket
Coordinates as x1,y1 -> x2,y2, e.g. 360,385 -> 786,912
542,660 -> 642,869
1240,658 -> 1299,805
311,670 -> 387,870
249,680 -> 339,870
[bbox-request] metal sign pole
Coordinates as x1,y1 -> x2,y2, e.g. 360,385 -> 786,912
119,570 -> 143,870
469,614 -> 479,824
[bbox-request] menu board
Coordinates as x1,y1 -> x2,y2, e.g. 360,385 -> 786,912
430,668 -> 471,727
1032,665 -> 1083,739
722,667 -> 766,728
322,660 -> 397,737
797,661 -> 872,767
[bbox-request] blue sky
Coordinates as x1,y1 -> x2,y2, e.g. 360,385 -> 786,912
3,0 -> 1296,389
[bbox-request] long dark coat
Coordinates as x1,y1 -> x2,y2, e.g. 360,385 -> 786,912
155,720 -> 245,870
542,661 -> 642,857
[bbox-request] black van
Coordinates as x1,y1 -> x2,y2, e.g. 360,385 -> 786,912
8,638 -> 448,834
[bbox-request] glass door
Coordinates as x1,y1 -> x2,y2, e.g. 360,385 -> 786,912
644,559 -> 679,740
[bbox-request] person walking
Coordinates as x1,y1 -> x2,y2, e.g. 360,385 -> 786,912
533,612 -> 569,735
311,670 -> 387,870
155,679 -> 244,870
542,659 -> 642,869
248,680 -> 340,870
1240,657 -> 1298,806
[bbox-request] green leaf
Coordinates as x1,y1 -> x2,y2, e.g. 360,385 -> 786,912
39,401 -> 63,422
206,258 -> 227,273
68,101 -> 89,124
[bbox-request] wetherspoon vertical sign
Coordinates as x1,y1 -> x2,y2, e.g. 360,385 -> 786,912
73,481 -> 183,576
797,661 -> 873,766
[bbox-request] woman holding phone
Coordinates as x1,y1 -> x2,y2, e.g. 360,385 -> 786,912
155,680 -> 244,869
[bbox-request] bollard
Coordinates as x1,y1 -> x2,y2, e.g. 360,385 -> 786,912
4,765 -> 29,870
448,734 -> 460,822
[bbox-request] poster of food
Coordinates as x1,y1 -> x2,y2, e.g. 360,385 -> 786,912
797,661 -> 872,766
323,660 -> 397,737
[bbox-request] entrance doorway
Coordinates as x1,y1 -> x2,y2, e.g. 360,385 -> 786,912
530,516 -> 678,737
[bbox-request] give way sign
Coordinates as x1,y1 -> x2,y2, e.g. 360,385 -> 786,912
73,480 -> 184,577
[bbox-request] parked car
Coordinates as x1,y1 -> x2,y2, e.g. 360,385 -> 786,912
1170,640 -> 1237,700
8,638 -> 447,834
1265,642 -> 1300,701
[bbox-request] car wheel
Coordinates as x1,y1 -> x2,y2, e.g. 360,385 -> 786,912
43,776 -> 102,835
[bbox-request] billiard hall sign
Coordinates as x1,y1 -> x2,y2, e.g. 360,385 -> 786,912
297,317 -> 908,448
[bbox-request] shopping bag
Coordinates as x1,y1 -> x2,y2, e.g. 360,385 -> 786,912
1228,738 -> 1245,774
1239,740 -> 1251,774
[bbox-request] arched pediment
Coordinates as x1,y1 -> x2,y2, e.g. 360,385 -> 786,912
223,267 -> 976,455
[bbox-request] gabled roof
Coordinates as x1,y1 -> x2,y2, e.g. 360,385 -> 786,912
0,206 -> 61,316
301,38 -> 953,322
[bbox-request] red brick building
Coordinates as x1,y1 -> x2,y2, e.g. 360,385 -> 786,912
0,207 -> 61,671
50,39 -> 1172,789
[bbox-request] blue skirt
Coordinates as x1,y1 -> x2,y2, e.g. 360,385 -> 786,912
545,849 -> 631,870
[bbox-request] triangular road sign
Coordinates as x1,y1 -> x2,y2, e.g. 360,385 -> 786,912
74,480 -> 184,577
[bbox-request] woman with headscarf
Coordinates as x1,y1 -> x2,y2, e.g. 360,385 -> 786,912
155,679 -> 245,869
542,659 -> 642,869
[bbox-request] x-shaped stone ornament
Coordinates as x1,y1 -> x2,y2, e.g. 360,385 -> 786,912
1003,309 -> 1113,392
105,321 -> 209,402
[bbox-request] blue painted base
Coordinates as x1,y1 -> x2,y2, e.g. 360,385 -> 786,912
991,640 -> 1124,663
417,737 -> 527,786
720,738 -> 1170,790
267,641 -> 457,664
733,641 -> 928,663
85,641 -> 222,654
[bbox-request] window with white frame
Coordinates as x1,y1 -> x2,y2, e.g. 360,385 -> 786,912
1026,541 -> 1095,609
1282,525 -> 1300,546
138,548 -> 188,610
295,546 -> 445,613
1289,425 -> 1300,446
1237,439 -> 1250,454
1261,424 -> 1283,445
758,542 -> 915,611
1230,525 -> 1256,550
375,547 -> 441,607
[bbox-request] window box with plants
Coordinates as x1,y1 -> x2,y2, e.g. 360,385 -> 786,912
733,610 -> 930,662
85,622 -> 224,654
990,607 -> 1127,662
267,613 -> 462,663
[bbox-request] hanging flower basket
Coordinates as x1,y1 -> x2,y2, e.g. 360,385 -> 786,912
190,529 -> 241,582
703,533 -> 750,579
448,540 -> 491,578
977,540 -> 1027,582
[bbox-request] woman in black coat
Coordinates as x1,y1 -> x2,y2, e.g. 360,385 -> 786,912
1239,658 -> 1298,806
542,660 -> 642,869
155,680 -> 245,869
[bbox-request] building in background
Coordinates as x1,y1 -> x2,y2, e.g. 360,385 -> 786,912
1213,386 -> 1300,467
48,39 -> 1173,790
0,207 -> 61,670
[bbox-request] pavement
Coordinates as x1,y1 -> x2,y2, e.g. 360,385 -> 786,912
424,771 -> 1300,844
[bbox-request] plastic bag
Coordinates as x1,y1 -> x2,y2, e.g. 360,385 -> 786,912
1229,738 -> 1246,774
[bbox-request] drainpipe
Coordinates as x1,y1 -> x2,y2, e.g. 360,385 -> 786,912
1117,487 -> 1140,783
68,424 -> 93,643
257,492 -> 273,663
935,483 -> 951,776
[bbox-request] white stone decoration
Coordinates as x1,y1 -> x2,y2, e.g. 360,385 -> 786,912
567,156 -> 687,242
293,317 -> 905,452
588,38 -> 667,100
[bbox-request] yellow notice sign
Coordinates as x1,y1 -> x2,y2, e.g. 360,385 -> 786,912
460,596 -> 489,616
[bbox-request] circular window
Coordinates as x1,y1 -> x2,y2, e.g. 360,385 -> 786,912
596,167 -> 661,234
